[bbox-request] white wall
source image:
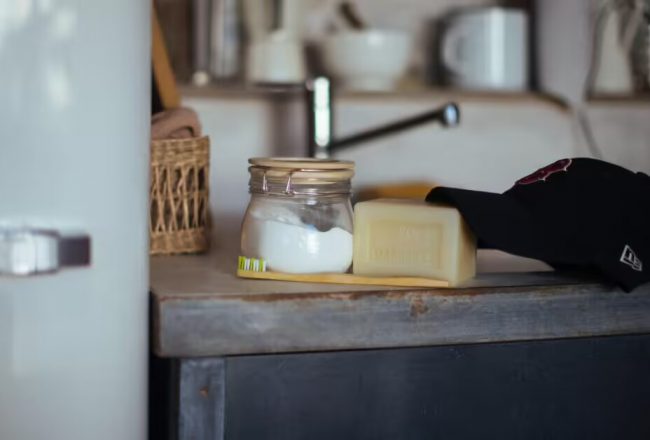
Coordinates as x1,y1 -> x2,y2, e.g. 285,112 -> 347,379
585,104 -> 650,170
191,0 -> 650,229
186,93 -> 650,228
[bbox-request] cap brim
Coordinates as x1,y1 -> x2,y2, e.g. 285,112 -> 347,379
426,187 -> 584,265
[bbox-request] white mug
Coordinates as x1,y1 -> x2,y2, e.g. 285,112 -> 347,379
441,8 -> 528,91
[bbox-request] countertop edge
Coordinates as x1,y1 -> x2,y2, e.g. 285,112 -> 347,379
153,282 -> 650,358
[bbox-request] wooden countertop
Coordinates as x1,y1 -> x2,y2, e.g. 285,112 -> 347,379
150,230 -> 650,358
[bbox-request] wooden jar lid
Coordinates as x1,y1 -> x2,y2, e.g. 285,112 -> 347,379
248,157 -> 355,182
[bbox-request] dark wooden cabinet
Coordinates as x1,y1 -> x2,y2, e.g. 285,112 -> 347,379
151,334 -> 650,440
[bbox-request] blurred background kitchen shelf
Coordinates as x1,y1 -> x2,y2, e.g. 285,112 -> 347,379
180,83 -> 569,109
157,0 -> 538,87
154,0 -> 650,231
587,93 -> 650,103
156,0 -> 650,98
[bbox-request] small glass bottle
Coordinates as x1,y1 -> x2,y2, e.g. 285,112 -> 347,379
240,158 -> 355,274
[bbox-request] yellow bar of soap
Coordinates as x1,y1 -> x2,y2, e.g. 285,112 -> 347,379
353,199 -> 476,286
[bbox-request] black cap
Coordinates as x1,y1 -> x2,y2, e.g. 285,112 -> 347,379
426,158 -> 650,291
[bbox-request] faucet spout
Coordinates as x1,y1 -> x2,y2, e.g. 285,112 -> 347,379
306,76 -> 461,159
328,102 -> 460,153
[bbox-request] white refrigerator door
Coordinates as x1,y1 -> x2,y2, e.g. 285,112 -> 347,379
0,1 -> 150,439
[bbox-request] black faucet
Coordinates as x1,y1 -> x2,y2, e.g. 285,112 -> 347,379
306,76 -> 461,158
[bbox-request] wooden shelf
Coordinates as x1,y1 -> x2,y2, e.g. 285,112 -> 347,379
587,94 -> 650,105
180,82 -> 305,100
180,82 -> 568,111
337,87 -> 568,110
180,83 -> 650,111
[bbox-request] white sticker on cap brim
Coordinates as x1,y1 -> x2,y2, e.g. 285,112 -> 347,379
620,245 -> 643,272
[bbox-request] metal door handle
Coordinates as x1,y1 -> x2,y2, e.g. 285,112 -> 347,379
0,228 -> 91,276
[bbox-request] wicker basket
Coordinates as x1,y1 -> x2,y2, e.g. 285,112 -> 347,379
150,136 -> 210,255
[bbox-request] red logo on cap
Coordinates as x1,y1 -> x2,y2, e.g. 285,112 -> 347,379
516,159 -> 573,185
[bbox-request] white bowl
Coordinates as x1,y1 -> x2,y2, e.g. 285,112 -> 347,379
321,30 -> 411,91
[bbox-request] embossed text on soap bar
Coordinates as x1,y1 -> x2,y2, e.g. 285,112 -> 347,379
366,221 -> 442,268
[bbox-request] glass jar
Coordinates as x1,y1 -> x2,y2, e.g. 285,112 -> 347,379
240,158 -> 355,274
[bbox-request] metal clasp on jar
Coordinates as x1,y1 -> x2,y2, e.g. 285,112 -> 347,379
260,169 -> 296,196
283,171 -> 295,196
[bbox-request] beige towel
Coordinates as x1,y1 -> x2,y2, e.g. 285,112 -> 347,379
151,107 -> 202,140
